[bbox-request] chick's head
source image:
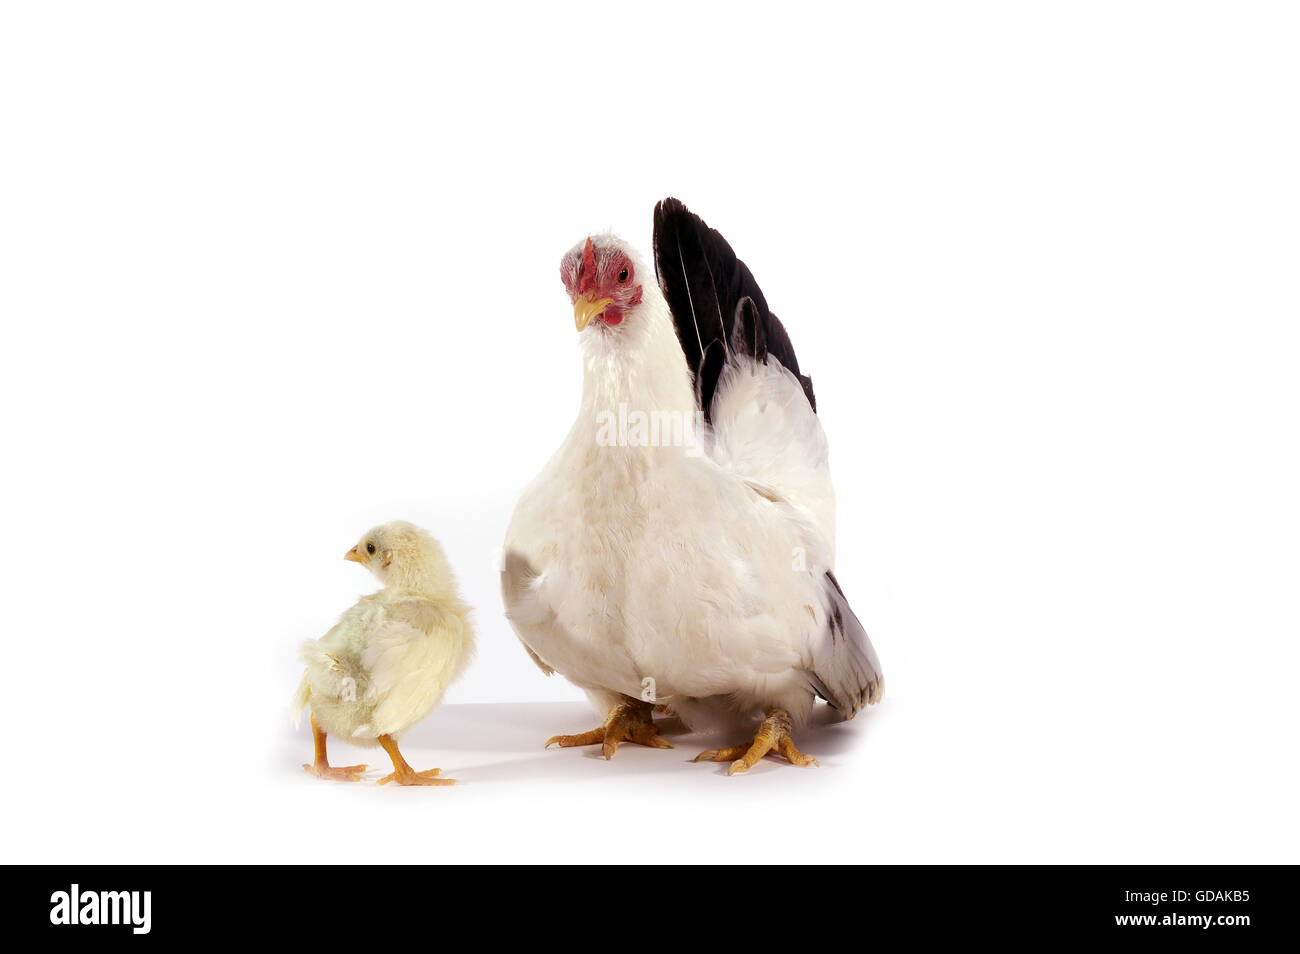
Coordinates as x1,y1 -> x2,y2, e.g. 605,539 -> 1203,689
344,520 -> 453,595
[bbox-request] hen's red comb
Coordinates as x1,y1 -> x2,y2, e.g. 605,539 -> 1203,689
578,236 -> 597,294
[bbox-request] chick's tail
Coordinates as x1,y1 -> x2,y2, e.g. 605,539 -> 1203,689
292,639 -> 351,729
289,673 -> 311,730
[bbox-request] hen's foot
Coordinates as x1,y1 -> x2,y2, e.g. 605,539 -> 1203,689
376,734 -> 456,786
302,760 -> 368,782
692,708 -> 819,775
545,699 -> 673,759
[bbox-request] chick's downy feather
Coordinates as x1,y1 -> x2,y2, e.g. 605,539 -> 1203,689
293,522 -> 474,746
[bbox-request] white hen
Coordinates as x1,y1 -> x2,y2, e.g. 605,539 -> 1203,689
502,199 -> 882,773
293,521 -> 474,785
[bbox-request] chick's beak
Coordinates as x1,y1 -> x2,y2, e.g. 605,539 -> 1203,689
574,295 -> 614,332
344,547 -> 364,563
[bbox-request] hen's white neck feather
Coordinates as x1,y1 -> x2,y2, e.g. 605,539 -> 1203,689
572,257 -> 698,453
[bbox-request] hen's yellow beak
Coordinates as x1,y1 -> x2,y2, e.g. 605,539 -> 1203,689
574,296 -> 613,332
344,547 -> 364,563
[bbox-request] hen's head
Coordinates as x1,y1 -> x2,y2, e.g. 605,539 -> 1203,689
344,520 -> 450,592
560,235 -> 646,333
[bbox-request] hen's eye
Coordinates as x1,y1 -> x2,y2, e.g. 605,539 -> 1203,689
617,267 -> 629,283
366,543 -> 376,554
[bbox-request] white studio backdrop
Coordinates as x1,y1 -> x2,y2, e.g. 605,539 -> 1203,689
2,2 -> 1297,863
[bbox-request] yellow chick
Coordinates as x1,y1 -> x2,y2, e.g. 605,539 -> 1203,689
292,521 -> 475,785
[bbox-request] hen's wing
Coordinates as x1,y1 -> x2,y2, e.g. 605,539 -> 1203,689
500,549 -> 557,675
809,571 -> 885,717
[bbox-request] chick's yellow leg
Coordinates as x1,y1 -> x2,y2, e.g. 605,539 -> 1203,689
302,712 -> 368,782
376,735 -> 455,786
692,708 -> 820,775
545,698 -> 673,759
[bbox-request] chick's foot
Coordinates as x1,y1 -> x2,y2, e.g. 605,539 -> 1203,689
376,735 -> 456,786
303,713 -> 367,781
545,699 -> 673,759
377,767 -> 454,786
302,761 -> 368,782
692,708 -> 819,775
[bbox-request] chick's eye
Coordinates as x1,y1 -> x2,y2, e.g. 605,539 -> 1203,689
366,543 -> 376,554
617,267 -> 629,283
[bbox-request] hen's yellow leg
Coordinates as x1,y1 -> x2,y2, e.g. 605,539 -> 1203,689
302,712 -> 368,781
376,735 -> 456,786
545,698 -> 673,759
693,708 -> 820,775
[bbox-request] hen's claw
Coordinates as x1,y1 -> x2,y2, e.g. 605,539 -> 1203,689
545,727 -> 606,749
546,699 -> 673,759
692,708 -> 819,775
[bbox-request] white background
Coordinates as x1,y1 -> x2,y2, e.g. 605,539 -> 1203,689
2,2 -> 1296,864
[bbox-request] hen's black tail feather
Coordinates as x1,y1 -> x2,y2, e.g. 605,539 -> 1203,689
652,197 -> 816,424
